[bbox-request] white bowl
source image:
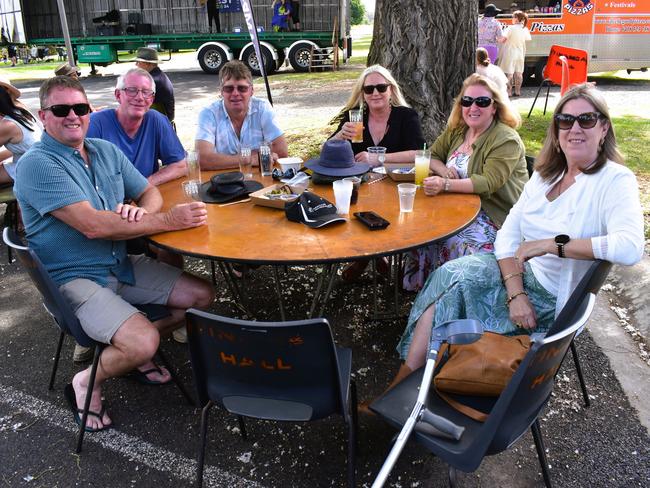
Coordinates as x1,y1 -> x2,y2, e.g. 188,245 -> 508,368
277,157 -> 303,173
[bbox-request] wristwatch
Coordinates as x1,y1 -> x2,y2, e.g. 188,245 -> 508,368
555,234 -> 570,258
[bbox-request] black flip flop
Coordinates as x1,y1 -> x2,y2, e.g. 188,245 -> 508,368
129,364 -> 172,386
63,383 -> 112,433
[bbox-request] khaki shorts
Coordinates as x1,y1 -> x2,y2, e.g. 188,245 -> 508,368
59,255 -> 183,344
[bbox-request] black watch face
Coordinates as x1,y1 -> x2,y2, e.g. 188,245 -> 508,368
555,234 -> 570,244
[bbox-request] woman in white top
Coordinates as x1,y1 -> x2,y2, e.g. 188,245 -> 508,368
390,83 -> 644,382
498,10 -> 531,97
475,47 -> 509,102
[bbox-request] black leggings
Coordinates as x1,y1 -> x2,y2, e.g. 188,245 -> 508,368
207,0 -> 221,33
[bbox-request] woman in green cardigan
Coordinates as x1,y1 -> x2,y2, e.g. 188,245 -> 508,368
402,73 -> 528,291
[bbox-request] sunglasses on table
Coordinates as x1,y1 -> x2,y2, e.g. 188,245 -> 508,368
362,83 -> 390,95
554,112 -> 603,130
43,103 -> 91,117
460,96 -> 493,108
222,85 -> 251,94
121,87 -> 155,98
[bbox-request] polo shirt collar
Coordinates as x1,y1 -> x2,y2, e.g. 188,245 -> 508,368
41,131 -> 99,160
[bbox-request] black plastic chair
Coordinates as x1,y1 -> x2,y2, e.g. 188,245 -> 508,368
3,227 -> 193,452
370,260 -> 611,487
185,310 -> 358,488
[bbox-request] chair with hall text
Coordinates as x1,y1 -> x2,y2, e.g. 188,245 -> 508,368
2,227 -> 193,453
185,310 -> 357,488
370,260 -> 611,487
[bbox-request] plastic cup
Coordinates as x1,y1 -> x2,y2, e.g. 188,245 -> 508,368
182,180 -> 201,202
367,146 -> 387,168
398,183 -> 417,213
414,149 -> 431,186
343,176 -> 361,204
333,179 -> 353,215
239,145 -> 252,179
349,109 -> 363,143
186,150 -> 201,184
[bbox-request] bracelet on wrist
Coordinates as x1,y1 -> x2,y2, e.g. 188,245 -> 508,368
506,290 -> 528,306
444,177 -> 451,192
502,271 -> 523,284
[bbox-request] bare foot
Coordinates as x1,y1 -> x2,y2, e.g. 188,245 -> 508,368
137,362 -> 171,384
71,371 -> 112,430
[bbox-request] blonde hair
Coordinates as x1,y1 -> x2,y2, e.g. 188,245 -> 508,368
535,82 -> 622,182
447,73 -> 521,130
341,65 -> 410,114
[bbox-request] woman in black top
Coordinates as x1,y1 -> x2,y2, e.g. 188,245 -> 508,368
331,65 -> 425,165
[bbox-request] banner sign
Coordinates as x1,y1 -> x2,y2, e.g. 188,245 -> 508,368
240,0 -> 273,104
219,0 -> 242,14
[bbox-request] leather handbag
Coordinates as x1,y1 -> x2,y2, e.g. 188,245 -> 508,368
433,332 -> 531,421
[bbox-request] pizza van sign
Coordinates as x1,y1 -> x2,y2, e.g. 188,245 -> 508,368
565,0 -> 594,15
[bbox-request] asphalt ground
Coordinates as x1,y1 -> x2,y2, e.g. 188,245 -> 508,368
1,61 -> 649,487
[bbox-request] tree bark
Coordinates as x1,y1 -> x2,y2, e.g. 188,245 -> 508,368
368,0 -> 477,141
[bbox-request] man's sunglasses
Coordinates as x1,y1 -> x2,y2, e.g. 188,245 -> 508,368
43,103 -> 91,117
554,112 -> 603,130
362,83 -> 390,95
121,87 -> 155,98
460,96 -> 493,108
222,85 -> 251,94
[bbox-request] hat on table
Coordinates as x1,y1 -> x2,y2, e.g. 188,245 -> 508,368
0,74 -> 21,99
484,4 -> 502,16
304,140 -> 369,178
200,171 -> 263,204
134,47 -> 160,64
54,62 -> 80,77
285,191 -> 346,229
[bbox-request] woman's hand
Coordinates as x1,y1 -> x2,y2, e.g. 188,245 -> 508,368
513,239 -> 555,272
355,151 -> 369,163
422,176 -> 445,196
508,293 -> 537,330
445,167 -> 459,179
336,121 -> 357,141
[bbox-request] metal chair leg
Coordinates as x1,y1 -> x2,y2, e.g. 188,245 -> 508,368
196,401 -> 214,488
571,341 -> 590,407
308,264 -> 330,319
76,345 -> 104,453
347,380 -> 358,488
448,466 -> 458,487
48,331 -> 65,390
543,83 -> 551,115
318,263 -> 339,317
527,79 -> 547,118
531,419 -> 553,488
272,265 -> 286,321
156,348 -> 195,406
237,414 -> 248,440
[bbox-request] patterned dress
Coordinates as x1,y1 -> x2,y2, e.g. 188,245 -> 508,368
402,149 -> 499,292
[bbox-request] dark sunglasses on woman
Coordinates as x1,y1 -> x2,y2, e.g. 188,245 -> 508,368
460,96 -> 493,108
43,103 -> 91,117
362,83 -> 390,95
554,112 -> 603,130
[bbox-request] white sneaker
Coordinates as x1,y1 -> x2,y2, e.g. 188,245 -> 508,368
73,344 -> 93,362
172,326 -> 188,344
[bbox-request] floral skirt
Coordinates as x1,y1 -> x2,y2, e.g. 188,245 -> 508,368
396,253 -> 557,360
402,210 -> 498,292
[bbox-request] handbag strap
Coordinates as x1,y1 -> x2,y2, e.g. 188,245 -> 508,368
434,388 -> 489,422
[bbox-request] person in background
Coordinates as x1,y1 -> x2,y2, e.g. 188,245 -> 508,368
55,62 -> 80,79
402,73 -> 528,292
0,75 -> 42,185
498,10 -> 531,98
271,0 -> 292,32
289,0 -> 301,31
7,44 -> 16,67
134,47 -> 175,123
206,0 -> 221,34
475,47 -> 509,103
477,3 -> 503,66
390,83 -> 644,392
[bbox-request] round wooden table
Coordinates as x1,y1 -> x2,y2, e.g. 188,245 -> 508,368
150,172 -> 481,265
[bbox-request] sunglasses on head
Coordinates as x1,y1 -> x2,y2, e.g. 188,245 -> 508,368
460,96 -> 493,108
362,83 -> 390,95
554,112 -> 603,130
43,103 -> 91,117
222,84 -> 251,94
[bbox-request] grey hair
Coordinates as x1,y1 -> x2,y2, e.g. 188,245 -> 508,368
115,67 -> 156,93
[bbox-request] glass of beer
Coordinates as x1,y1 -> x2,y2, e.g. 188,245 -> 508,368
414,149 -> 431,187
348,109 -> 363,143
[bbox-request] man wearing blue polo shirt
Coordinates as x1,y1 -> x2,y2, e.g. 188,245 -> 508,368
14,76 -> 214,432
87,67 -> 186,186
195,60 -> 288,169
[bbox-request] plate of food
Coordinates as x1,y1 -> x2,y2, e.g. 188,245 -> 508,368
387,165 -> 415,182
250,184 -> 301,209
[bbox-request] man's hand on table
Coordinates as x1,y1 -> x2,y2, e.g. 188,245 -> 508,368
166,202 -> 208,229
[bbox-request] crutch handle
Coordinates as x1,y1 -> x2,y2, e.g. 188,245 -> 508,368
417,408 -> 464,441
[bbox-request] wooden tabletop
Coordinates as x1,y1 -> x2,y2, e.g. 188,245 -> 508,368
149,171 -> 481,265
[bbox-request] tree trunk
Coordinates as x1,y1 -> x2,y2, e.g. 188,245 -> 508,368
368,0 -> 477,141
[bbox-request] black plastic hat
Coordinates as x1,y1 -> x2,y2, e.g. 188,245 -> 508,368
199,171 -> 263,203
285,191 -> 346,228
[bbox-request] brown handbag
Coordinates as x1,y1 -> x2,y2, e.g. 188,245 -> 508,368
433,332 -> 531,421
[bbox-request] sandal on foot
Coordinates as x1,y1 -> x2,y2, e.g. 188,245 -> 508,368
64,384 -> 112,432
129,364 -> 172,386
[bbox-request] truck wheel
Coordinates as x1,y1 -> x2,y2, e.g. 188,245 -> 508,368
198,45 -> 228,74
241,45 -> 275,76
288,42 -> 313,72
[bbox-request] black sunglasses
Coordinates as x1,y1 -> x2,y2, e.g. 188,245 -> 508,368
362,83 -> 390,95
272,168 -> 296,180
554,112 -> 603,130
43,103 -> 91,117
460,96 -> 493,108
222,84 -> 251,94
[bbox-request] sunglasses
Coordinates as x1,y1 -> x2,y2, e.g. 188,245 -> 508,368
121,87 -> 155,98
272,168 -> 296,180
362,83 -> 390,95
460,96 -> 493,108
554,112 -> 603,130
43,103 -> 91,117
222,85 -> 251,94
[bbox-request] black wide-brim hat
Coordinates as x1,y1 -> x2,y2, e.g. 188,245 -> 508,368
199,171 -> 263,204
305,139 -> 369,177
484,4 -> 502,16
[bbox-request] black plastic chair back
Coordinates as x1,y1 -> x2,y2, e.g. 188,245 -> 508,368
3,228 -> 95,348
186,310 -> 346,421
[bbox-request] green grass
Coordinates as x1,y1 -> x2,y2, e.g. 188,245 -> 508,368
0,59 -> 61,80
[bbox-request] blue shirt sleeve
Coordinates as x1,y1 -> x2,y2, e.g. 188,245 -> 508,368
195,105 -> 218,144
